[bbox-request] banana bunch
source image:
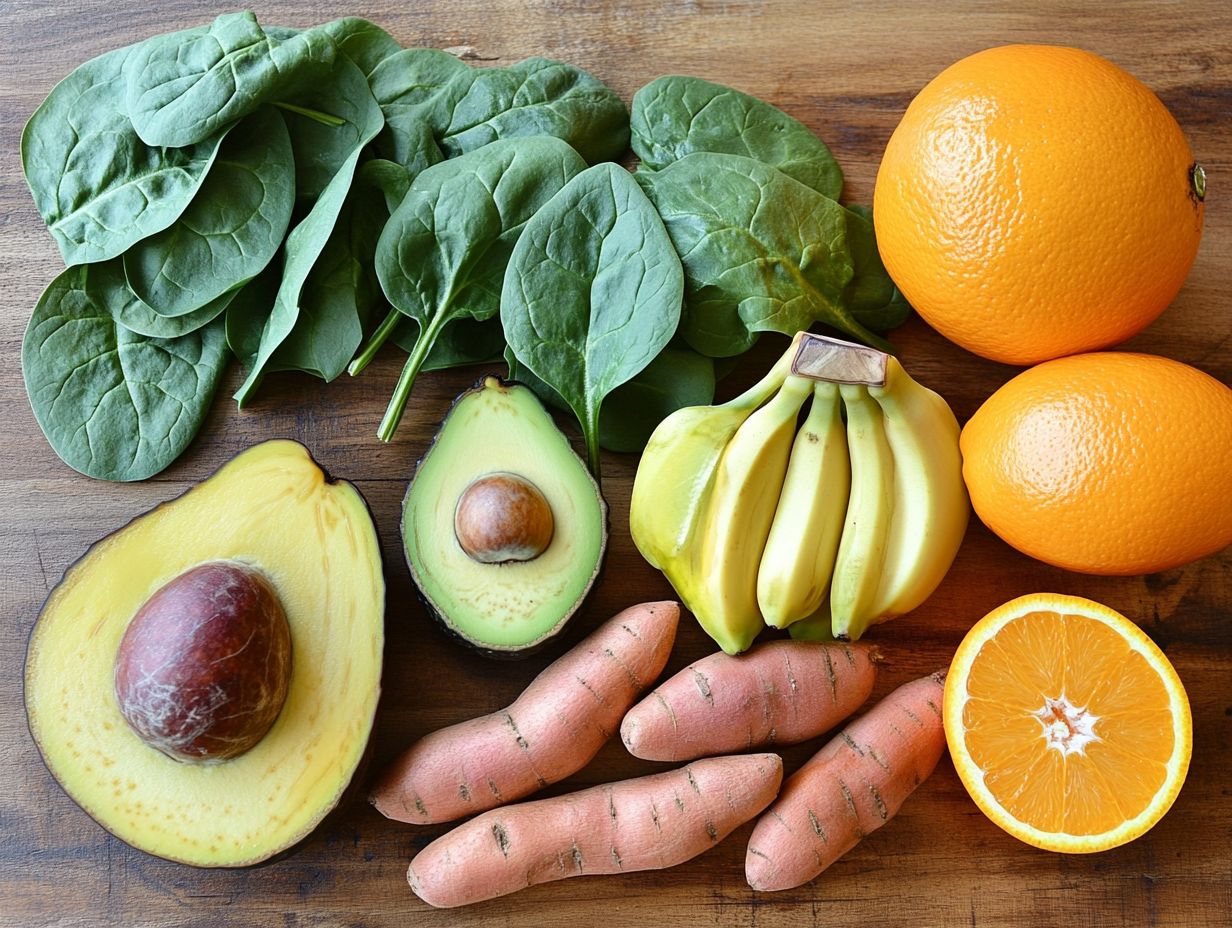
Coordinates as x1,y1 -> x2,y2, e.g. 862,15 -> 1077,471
631,333 -> 969,654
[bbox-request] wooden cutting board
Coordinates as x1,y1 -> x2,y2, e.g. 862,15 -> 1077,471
1,2 -> 1228,925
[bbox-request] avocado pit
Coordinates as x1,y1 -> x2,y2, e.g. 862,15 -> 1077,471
454,472 -> 555,564
114,561 -> 291,764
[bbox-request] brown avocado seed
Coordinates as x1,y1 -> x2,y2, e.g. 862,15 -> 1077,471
114,562 -> 292,764
454,473 -> 555,564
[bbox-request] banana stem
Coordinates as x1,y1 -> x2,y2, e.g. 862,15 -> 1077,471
791,332 -> 888,386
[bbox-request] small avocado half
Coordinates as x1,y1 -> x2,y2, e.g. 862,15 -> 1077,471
403,377 -> 607,656
24,440 -> 384,867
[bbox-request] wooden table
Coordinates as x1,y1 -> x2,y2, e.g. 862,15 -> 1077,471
2,2 -> 1228,925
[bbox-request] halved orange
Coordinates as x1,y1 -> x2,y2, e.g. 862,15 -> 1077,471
944,594 -> 1191,853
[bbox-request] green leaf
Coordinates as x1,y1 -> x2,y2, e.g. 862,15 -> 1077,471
318,17 -> 401,77
396,316 -> 507,373
224,267 -> 281,369
268,161 -> 396,381
233,63 -> 385,406
124,11 -> 336,148
23,266 -> 228,481
501,163 -> 684,477
843,205 -> 912,332
431,57 -> 630,163
636,152 -> 893,356
21,43 -> 227,266
122,106 -> 294,317
361,158 -> 415,213
87,261 -> 234,339
368,48 -> 468,170
370,137 -> 586,440
510,346 -> 715,454
280,53 -> 389,201
595,348 -> 716,452
631,76 -> 843,199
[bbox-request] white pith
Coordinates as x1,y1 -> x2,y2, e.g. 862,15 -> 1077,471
1033,693 -> 1100,757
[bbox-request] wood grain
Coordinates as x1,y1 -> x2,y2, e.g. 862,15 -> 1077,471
1,2 -> 1229,926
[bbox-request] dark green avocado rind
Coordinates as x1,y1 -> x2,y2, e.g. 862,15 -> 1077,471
401,376 -> 609,660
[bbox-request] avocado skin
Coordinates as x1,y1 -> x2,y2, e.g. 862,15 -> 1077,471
23,440 -> 386,868
402,377 -> 609,659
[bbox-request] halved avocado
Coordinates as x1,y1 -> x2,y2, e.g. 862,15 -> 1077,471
24,440 -> 384,867
403,377 -> 607,656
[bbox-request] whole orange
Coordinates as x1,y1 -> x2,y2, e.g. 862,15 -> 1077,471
874,45 -> 1205,365
960,352 -> 1232,575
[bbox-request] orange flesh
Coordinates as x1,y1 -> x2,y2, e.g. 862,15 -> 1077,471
961,610 -> 1173,836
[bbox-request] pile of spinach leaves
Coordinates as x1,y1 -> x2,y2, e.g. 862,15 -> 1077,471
22,14 -> 908,484
21,12 -> 630,480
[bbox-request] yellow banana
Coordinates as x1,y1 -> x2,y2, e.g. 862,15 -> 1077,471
756,382 -> 850,628
681,374 -> 814,654
867,358 -> 970,620
630,336 -> 800,571
829,384 -> 895,641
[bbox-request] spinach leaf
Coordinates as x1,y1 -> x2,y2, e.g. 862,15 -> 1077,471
233,73 -> 384,406
235,161 -> 412,384
21,44 -> 227,266
268,160 -> 395,381
368,48 -> 468,170
501,162 -> 683,476
23,266 -> 228,481
318,17 -> 401,77
124,11 -> 336,148
410,317 -> 508,373
431,57 -> 630,163
631,76 -> 843,200
362,158 -> 414,212
281,55 -> 385,201
87,261 -> 234,339
843,204 -> 912,331
225,267 -> 281,369
368,137 -> 586,440
636,152 -> 893,356
596,348 -> 716,452
122,106 -> 294,317
509,345 -> 715,454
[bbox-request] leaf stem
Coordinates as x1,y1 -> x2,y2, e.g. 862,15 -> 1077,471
274,101 -> 347,127
348,308 -> 402,376
584,413 -> 603,487
376,312 -> 448,443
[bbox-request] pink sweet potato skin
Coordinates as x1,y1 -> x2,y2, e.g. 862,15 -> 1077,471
621,641 -> 878,762
408,753 -> 784,908
370,601 -> 680,824
745,672 -> 946,891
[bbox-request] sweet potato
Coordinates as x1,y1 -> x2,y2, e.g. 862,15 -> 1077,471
745,672 -> 946,891
621,640 -> 878,761
408,753 -> 784,907
371,601 -> 680,824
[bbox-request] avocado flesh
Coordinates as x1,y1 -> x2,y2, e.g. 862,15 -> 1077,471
24,440 -> 384,867
403,378 -> 607,654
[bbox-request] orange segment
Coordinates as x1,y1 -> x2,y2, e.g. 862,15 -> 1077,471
944,594 -> 1191,852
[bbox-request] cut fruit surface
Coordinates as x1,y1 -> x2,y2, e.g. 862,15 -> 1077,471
25,441 -> 384,866
944,593 -> 1190,853
402,378 -> 607,655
